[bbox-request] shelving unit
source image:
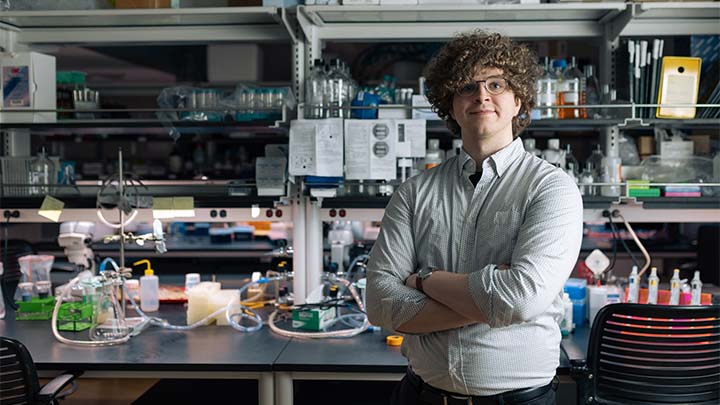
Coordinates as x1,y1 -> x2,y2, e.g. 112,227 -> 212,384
0,7 -> 292,46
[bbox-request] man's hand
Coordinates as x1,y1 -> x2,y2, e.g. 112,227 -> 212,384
405,273 -> 418,290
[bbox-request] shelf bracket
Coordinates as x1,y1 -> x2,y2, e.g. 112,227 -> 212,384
279,7 -> 297,45
602,3 -> 634,50
0,22 -> 19,53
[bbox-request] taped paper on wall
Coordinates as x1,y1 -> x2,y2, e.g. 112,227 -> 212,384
344,119 -> 397,180
289,119 -> 343,176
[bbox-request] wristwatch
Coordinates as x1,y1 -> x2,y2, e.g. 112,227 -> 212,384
416,267 -> 434,293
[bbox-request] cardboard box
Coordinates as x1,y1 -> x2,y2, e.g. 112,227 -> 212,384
689,135 -> 711,156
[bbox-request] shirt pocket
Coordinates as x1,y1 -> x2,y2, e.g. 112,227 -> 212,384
481,209 -> 523,255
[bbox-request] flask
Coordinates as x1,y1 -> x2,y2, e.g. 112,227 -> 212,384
647,267 -> 659,304
28,147 -> 55,195
424,139 -> 443,170
627,265 -> 640,303
136,259 -> 159,312
669,268 -> 681,305
690,271 -> 703,305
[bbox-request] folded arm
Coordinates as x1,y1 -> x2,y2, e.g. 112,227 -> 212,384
406,173 -> 584,328
366,182 -> 476,334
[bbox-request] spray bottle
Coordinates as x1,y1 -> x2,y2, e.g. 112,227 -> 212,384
647,267 -> 659,304
669,268 -> 681,305
691,271 -> 703,305
135,259 -> 159,312
627,266 -> 640,303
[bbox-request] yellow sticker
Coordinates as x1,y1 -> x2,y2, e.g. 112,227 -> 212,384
152,196 -> 195,219
38,195 -> 64,222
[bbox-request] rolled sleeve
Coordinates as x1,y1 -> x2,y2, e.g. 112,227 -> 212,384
366,182 -> 428,332
468,171 -> 583,328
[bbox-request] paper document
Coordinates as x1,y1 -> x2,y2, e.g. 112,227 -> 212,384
657,57 -> 701,119
289,119 -> 344,176
395,119 -> 426,158
344,119 -> 397,180
256,157 -> 287,196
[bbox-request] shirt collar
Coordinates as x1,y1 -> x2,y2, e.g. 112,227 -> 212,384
457,137 -> 524,178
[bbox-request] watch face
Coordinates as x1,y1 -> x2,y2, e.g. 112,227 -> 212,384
418,267 -> 433,279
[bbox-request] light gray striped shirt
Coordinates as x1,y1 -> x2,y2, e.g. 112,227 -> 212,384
366,137 -> 583,396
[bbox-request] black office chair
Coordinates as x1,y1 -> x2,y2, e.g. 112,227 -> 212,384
570,303 -> 720,405
0,337 -> 83,404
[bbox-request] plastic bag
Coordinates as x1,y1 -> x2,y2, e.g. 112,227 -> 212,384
640,155 -> 714,183
619,133 -> 640,165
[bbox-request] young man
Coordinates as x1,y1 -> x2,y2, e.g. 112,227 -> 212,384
366,30 -> 583,404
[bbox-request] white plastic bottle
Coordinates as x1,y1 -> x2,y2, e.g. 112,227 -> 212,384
647,267 -> 659,304
542,138 -> 565,168
691,271 -> 703,305
669,268 -> 681,305
627,266 -> 640,303
560,292 -> 574,335
424,139 -> 443,170
140,265 -> 159,312
523,138 -> 542,157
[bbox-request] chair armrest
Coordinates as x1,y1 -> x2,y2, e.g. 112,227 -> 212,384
37,370 -> 83,401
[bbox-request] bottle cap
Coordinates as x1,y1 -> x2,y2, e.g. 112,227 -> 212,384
428,139 -> 440,150
386,335 -> 403,346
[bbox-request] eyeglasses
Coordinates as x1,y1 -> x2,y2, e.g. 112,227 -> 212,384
456,77 -> 510,97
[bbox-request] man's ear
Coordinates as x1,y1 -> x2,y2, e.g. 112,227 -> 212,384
513,97 -> 522,116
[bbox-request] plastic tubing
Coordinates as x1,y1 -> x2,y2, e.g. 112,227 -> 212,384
52,276 -> 131,347
268,275 -> 369,339
98,257 -> 120,273
617,213 -> 652,276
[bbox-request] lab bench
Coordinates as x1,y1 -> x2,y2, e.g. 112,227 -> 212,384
0,304 -> 589,405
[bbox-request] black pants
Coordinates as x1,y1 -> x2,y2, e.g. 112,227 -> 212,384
391,371 -> 557,405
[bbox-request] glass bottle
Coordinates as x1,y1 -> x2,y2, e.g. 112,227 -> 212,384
305,59 -> 326,119
564,144 -> 580,178
586,144 -> 605,184
28,147 -> 55,196
558,57 -> 582,119
536,57 -> 557,120
584,64 -> 601,119
578,162 -> 596,196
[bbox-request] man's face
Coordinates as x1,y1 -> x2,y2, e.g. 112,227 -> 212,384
450,67 -> 521,141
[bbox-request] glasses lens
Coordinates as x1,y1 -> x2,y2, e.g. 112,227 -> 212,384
457,82 -> 479,97
486,78 -> 507,95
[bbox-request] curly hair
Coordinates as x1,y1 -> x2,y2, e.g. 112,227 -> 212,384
424,30 -> 542,138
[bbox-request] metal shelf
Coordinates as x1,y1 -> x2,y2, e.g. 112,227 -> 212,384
318,195 -> 720,223
299,3 -> 626,40
622,2 -> 720,36
425,118 -> 720,133
0,181 -> 282,207
1,119 -> 289,136
0,7 -> 290,44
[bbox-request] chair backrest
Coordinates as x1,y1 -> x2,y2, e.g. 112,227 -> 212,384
587,303 -> 720,405
0,336 -> 41,405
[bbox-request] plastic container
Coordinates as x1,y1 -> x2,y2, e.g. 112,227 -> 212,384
564,278 -> 587,327
627,266 -> 640,303
560,292 -> 574,336
136,260 -> 159,313
185,273 -> 201,294
36,280 -> 52,299
647,267 -> 659,304
187,281 -> 222,325
18,254 -> 54,285
125,279 -> 140,302
18,282 -> 34,302
523,138 -> 542,157
587,285 -> 608,326
424,139 -> 443,170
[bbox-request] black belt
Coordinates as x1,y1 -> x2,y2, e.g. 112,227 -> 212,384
405,368 -> 557,405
